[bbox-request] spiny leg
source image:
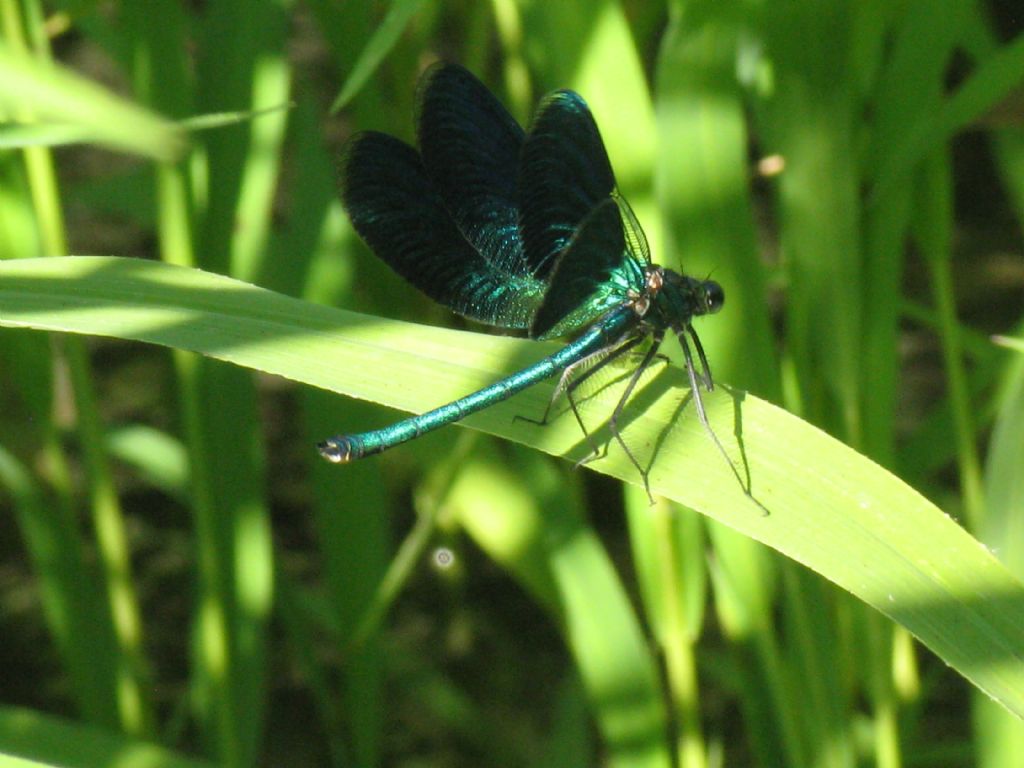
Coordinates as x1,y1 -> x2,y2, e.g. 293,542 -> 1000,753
559,336 -> 650,462
677,329 -> 715,434
603,331 -> 665,502
517,335 -> 648,427
688,325 -> 715,390
677,329 -> 766,514
514,344 -> 619,427
515,335 -> 647,460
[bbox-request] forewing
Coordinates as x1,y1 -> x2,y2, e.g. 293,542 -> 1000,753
530,199 -> 626,339
416,63 -> 529,276
519,90 -> 617,280
339,131 -> 543,329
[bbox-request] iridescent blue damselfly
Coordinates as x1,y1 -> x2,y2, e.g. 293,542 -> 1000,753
319,63 -> 732,500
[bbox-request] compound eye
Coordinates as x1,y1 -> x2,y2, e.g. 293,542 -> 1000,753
703,280 -> 725,314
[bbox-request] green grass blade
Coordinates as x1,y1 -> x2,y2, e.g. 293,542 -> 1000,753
178,104 -> 294,132
293,97 -> 389,765
330,0 -> 428,112
625,492 -> 708,768
0,705 -> 216,768
450,448 -> 671,766
0,442 -> 119,725
872,29 -> 1024,198
859,0 -> 953,465
167,3 -> 287,762
6,7 -> 157,734
708,524 -> 797,765
994,336 -> 1024,354
913,150 -> 985,524
62,339 -> 155,737
2,256 -> 1024,719
105,425 -> 190,501
974,353 -> 1024,766
654,10 -> 777,398
762,2 -> 864,439
0,152 -> 123,728
0,39 -> 185,162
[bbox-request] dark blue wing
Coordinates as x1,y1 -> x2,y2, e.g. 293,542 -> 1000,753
338,131 -> 544,329
530,198 -> 627,339
416,63 -> 529,277
519,90 -> 618,280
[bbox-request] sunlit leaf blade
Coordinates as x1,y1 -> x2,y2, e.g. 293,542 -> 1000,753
2,256 -> 1024,719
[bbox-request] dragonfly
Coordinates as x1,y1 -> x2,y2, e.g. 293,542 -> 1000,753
318,63 -> 725,498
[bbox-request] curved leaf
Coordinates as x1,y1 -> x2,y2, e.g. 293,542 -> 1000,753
1,256 -> 1023,719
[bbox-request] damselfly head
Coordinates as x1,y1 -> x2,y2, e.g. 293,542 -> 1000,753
699,280 -> 725,316
656,271 -> 725,320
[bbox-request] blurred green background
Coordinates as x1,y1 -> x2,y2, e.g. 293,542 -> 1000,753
2,0 -> 1024,766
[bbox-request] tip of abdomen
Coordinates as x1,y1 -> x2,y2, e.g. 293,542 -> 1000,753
317,438 -> 353,463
